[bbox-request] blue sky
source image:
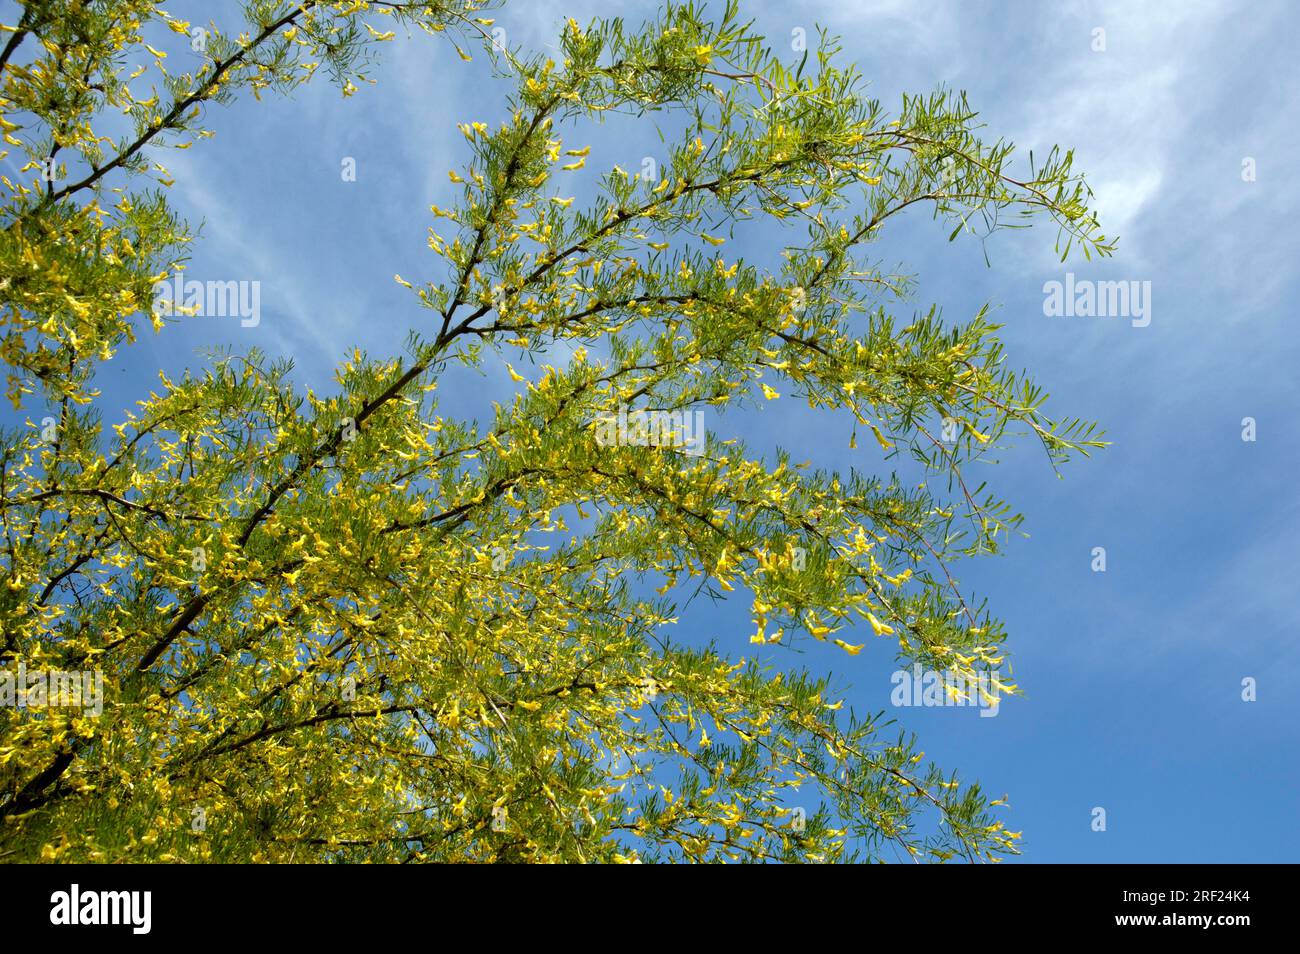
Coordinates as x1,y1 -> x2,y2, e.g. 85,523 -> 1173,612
8,0 -> 1298,861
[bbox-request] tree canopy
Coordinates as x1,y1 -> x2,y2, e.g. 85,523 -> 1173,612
0,0 -> 1110,862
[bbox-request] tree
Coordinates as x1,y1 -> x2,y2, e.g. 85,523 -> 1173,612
0,0 -> 1111,863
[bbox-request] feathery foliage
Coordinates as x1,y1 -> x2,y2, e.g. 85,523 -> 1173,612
0,0 -> 1110,862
